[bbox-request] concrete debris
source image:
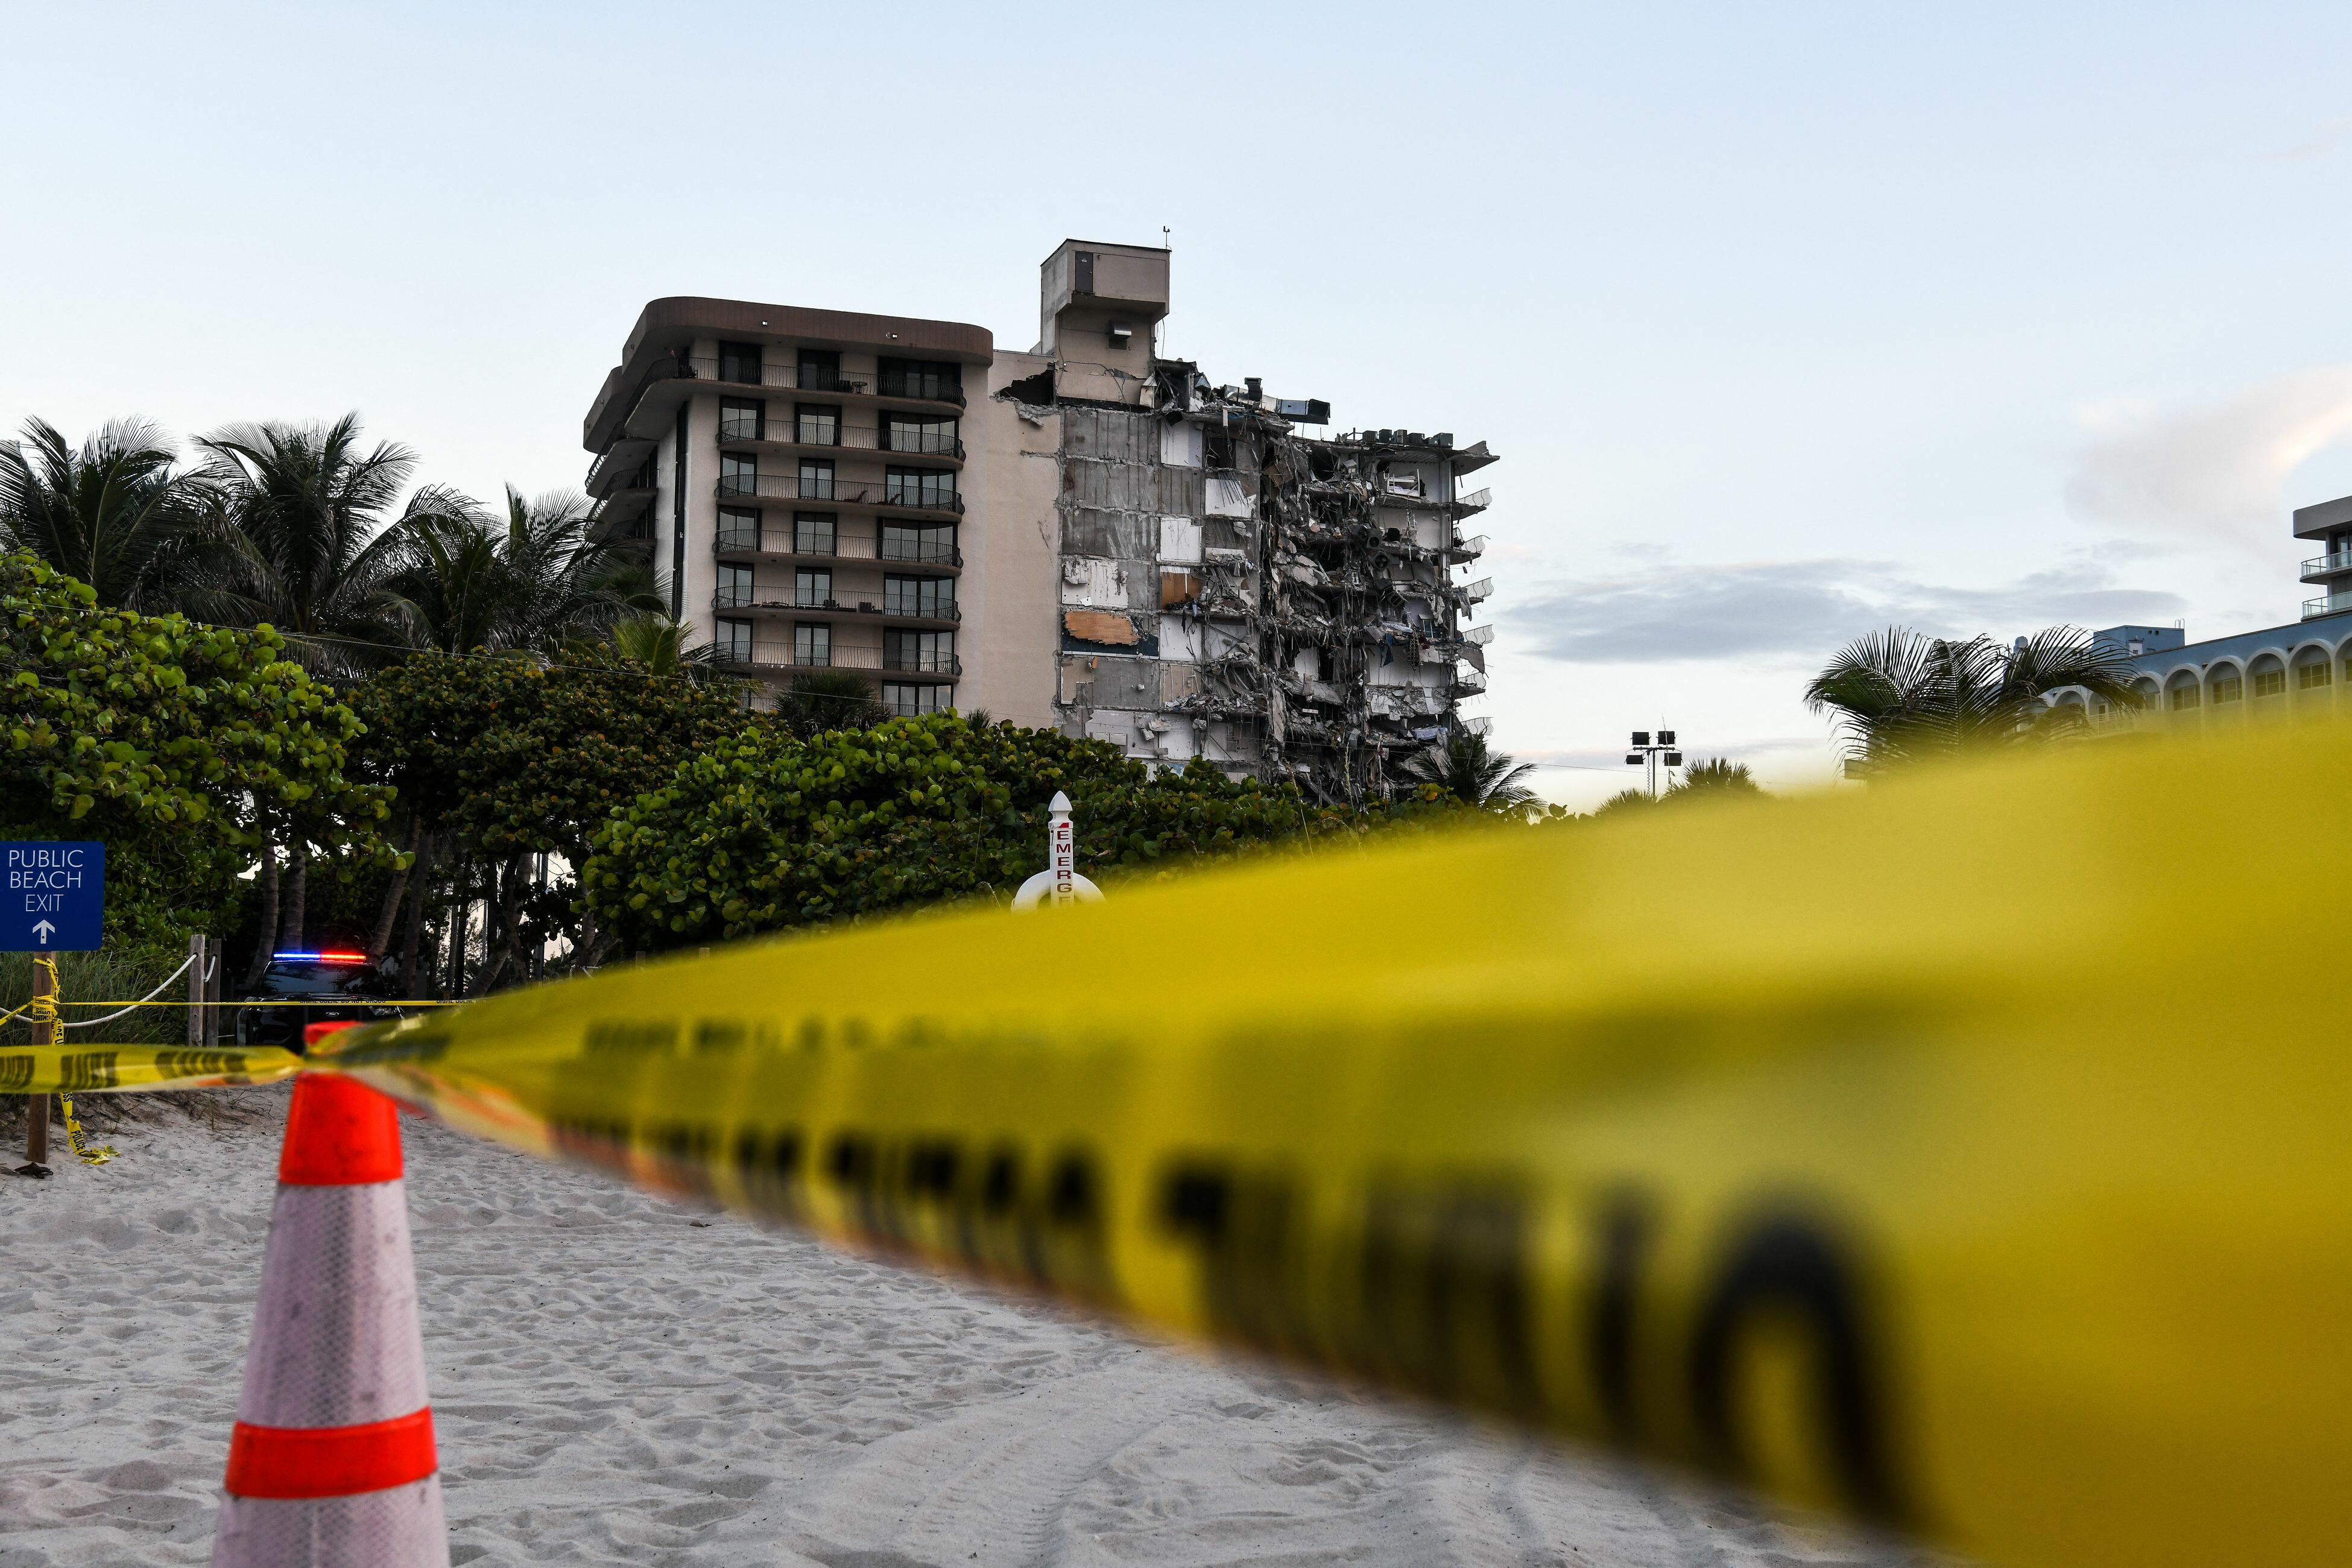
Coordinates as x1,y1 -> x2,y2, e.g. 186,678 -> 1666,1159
1016,256 -> 1496,804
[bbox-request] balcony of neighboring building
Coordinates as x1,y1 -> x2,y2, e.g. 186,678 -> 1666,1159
713,517 -> 963,575
2301,549 -> 2352,584
2303,590 -> 2352,620
715,410 -> 964,468
707,634 -> 962,683
599,352 -> 968,450
713,465 -> 963,517
710,582 -> 962,634
586,438 -> 660,500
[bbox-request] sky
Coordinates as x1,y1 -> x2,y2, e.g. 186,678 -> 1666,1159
6,2 -> 2351,806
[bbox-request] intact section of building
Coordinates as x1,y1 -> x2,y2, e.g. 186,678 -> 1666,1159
581,241 -> 1497,801
2053,492 -> 2352,729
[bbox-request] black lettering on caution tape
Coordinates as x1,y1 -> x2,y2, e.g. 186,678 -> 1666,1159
0,1054 -> 31,1092
60,1052 -> 117,1091
1689,1214 -> 1911,1525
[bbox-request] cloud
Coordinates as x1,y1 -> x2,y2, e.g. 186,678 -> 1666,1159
1509,558 -> 2185,664
2065,367 -> 2352,541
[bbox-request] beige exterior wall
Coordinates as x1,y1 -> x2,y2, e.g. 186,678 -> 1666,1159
958,350 -> 1061,727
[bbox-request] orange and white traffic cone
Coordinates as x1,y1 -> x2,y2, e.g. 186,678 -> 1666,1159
214,1026 -> 447,1566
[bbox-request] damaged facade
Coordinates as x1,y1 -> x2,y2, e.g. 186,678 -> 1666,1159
580,238 -> 1495,802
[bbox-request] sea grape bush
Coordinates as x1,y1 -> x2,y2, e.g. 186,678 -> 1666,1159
582,712 -> 1447,950
0,551 -> 391,944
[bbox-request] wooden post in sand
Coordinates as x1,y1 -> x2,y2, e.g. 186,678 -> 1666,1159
188,933 -> 207,1049
21,956 -> 54,1174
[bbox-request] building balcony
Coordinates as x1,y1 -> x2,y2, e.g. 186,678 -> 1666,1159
2300,550 -> 2352,583
1456,576 -> 1494,604
713,529 -> 963,573
711,590 -> 960,630
715,473 -> 963,514
1455,487 -> 1492,514
2302,590 -> 2352,620
1452,670 -> 1488,696
1452,533 -> 1487,560
671,355 -> 966,409
716,417 -> 964,466
711,643 -> 963,681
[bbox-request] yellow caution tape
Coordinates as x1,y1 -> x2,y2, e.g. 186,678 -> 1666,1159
0,1045 -> 305,1094
17,721 -> 2350,1568
55,1091 -> 115,1164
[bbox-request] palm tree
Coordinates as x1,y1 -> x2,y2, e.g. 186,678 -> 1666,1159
1804,625 -> 2140,777
491,487 -> 660,652
777,670 -> 889,738
568,611 -> 712,677
385,510 -> 519,655
1668,757 -> 1763,798
1397,732 -> 1538,811
187,414 -> 475,674
0,417 -> 210,609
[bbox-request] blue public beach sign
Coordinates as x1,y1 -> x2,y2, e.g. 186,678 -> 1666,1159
3,842 -> 105,951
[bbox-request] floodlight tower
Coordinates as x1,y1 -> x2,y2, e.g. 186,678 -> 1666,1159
1624,729 -> 1683,798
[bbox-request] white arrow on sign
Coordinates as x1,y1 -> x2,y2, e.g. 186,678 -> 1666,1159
31,920 -> 55,945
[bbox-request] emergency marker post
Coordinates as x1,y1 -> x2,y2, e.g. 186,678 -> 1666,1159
1011,792 -> 1104,910
5,842 -> 103,1175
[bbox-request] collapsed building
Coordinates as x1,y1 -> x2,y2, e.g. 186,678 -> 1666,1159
1011,242 -> 1497,805
581,238 -> 1496,803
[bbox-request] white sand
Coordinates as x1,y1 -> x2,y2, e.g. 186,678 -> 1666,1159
0,1090 -> 1929,1567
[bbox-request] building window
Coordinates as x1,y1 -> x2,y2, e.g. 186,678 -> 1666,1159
797,349 -> 844,393
716,563 -> 753,610
2300,660 -> 2333,689
878,357 -> 961,402
880,523 -> 956,564
884,416 -> 958,456
885,629 -> 954,674
718,341 -> 762,385
719,452 -> 757,498
2210,675 -> 2242,704
715,618 -> 753,665
796,567 -> 833,608
882,681 -> 947,716
2168,684 -> 2199,712
798,458 -> 835,502
794,622 -> 831,667
719,397 -> 763,443
884,574 -> 953,619
795,404 -> 840,446
884,466 -> 956,510
2253,668 -> 2287,698
793,512 -> 838,556
716,506 -> 760,552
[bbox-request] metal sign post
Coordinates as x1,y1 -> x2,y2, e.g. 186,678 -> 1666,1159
1012,793 -> 1104,911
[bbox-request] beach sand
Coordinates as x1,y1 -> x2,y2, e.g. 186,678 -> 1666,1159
1,1090 -> 1928,1566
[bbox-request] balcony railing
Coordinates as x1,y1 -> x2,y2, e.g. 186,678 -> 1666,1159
1458,577 -> 1494,604
2303,590 -> 2352,619
716,417 -> 964,458
1456,488 -> 1492,513
712,529 -> 964,567
714,473 -> 963,513
713,642 -> 885,672
712,590 -> 959,623
884,648 -> 962,675
1453,534 -> 1487,560
667,356 -> 965,405
2300,550 -> 2352,582
1462,624 -> 1495,646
